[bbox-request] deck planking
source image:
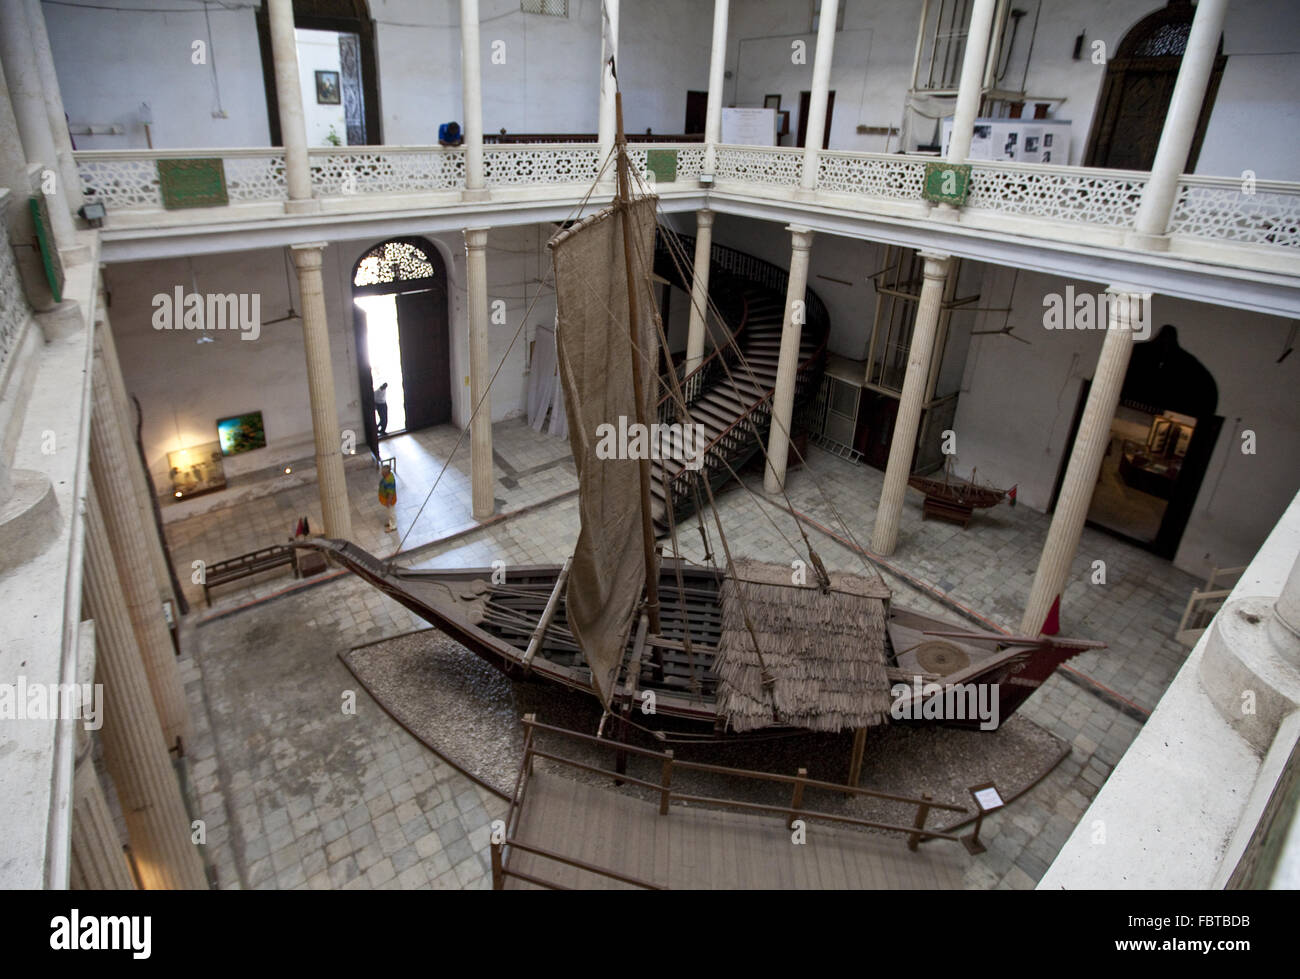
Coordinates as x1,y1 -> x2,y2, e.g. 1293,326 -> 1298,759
504,773 -> 970,890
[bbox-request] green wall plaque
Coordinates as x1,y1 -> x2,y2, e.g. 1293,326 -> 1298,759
645,149 -> 678,185
922,162 -> 972,206
158,158 -> 229,209
29,195 -> 64,304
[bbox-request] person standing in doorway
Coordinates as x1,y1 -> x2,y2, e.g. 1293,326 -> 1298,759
375,382 -> 389,437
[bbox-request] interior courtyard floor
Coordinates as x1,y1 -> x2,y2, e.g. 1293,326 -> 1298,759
166,417 -> 1200,890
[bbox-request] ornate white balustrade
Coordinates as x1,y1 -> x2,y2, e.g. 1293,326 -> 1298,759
310,147 -> 464,195
714,144 -> 805,187
72,143 -> 1300,256
967,160 -> 1147,229
0,197 -> 27,378
1170,176 -> 1300,249
816,149 -> 927,200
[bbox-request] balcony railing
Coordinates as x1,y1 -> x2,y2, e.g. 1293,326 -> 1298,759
73,143 -> 1300,253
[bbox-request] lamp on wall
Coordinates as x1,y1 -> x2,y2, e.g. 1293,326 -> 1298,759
79,201 -> 106,228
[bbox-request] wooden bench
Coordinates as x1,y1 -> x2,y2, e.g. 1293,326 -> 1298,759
203,544 -> 299,606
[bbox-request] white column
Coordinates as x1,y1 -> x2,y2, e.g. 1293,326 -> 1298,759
763,226 -> 815,495
799,0 -> 838,192
84,484 -> 208,890
870,251 -> 951,555
26,0 -> 83,219
702,0 -> 729,178
944,0 -> 996,164
932,0 -> 996,221
685,208 -> 714,373
266,0 -> 314,210
1020,289 -> 1144,634
290,243 -> 354,540
0,55 -> 56,309
1129,0 -> 1230,248
465,227 -> 494,520
0,0 -> 75,246
598,0 -> 619,181
90,339 -> 192,751
460,0 -> 486,199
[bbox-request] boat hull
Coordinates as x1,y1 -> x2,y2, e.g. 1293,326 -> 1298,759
303,539 -> 1101,734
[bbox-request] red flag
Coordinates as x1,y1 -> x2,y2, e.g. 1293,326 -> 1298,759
1007,485 -> 1018,507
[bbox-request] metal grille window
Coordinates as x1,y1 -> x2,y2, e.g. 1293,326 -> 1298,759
521,0 -> 569,16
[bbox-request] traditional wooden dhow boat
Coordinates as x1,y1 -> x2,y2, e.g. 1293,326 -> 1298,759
907,461 -> 1011,510
303,85 -> 1102,764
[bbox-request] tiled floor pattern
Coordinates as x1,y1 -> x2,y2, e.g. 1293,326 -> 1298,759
168,418 -> 575,613
174,432 -> 1198,890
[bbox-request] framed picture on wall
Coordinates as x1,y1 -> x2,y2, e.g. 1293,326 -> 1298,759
316,70 -> 341,105
777,110 -> 790,136
217,410 -> 268,456
764,94 -> 782,111
168,441 -> 226,499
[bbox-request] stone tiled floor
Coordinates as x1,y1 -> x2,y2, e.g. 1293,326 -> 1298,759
172,432 -> 1199,890
168,418 -> 575,612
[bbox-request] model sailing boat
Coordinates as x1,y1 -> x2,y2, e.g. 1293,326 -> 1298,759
302,93 -> 1103,746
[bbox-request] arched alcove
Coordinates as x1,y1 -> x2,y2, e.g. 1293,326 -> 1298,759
1052,324 -> 1223,559
1084,0 -> 1225,171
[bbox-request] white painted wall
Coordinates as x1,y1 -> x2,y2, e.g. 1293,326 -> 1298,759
103,226 -> 555,497
41,0 -> 269,149
951,266 -> 1300,578
40,0 -> 1300,178
295,28 -> 346,147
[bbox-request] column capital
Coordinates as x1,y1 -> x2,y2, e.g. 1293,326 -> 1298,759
918,251 -> 951,278
696,208 -> 715,228
464,227 -> 490,249
787,225 -> 814,249
289,242 -> 327,269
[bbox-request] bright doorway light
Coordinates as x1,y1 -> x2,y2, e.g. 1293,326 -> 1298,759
355,293 -> 407,436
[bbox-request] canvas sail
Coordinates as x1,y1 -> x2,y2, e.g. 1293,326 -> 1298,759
549,196 -> 660,706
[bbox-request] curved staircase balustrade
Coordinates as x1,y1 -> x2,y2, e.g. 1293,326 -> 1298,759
649,232 -> 830,531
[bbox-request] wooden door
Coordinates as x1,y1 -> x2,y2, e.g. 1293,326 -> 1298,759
796,90 -> 835,149
395,286 -> 451,430
684,90 -> 708,134
856,390 -> 898,472
352,303 -> 380,460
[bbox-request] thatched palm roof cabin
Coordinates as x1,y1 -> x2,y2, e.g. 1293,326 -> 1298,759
713,560 -> 893,733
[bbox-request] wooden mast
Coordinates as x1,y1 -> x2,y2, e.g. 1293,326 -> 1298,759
613,90 -> 661,635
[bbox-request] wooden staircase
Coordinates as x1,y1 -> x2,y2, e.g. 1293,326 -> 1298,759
648,234 -> 830,533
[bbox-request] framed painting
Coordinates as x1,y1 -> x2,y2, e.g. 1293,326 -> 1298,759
316,70 -> 341,105
168,441 -> 226,499
217,411 -> 268,456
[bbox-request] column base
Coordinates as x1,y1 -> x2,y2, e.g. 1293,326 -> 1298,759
0,469 -> 60,572
930,202 -> 961,223
1199,597 -> 1300,755
461,188 -> 491,203
794,187 -> 818,202
1125,230 -> 1172,251
35,299 -> 85,341
285,198 -> 322,216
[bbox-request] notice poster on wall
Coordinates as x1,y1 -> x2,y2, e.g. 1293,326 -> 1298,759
721,107 -> 777,147
942,117 -> 1071,164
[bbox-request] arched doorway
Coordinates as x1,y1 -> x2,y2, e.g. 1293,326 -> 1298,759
351,238 -> 451,460
1084,0 -> 1225,171
256,0 -> 382,146
1051,325 -> 1223,559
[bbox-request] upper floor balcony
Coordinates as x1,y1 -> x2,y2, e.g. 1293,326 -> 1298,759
75,141 -> 1300,315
